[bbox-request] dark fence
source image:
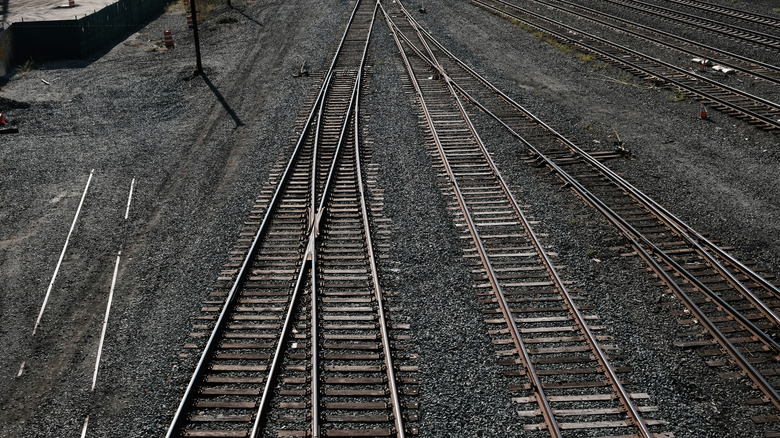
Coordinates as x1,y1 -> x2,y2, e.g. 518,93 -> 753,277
0,28 -> 12,76
13,0 -> 169,62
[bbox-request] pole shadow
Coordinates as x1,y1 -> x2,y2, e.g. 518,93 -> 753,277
201,72 -> 244,128
233,5 -> 263,28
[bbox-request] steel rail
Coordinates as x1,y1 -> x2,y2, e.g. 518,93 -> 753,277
405,18 -> 780,329
251,257 -> 311,438
594,0 -> 780,49
446,73 -> 780,412
310,239 -> 321,438
394,11 -> 653,438
383,3 -> 564,435
395,17 -> 780,349
390,7 -> 780,412
354,6 -> 407,432
522,0 -> 780,84
408,19 -> 780,315
665,0 -> 780,27
308,3 -> 380,435
165,63 -> 332,438
395,4 -> 655,435
167,1 -> 369,435
471,0 -> 780,131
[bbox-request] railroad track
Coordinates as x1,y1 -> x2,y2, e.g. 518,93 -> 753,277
511,0 -> 780,86
166,2 -> 417,437
470,0 -> 780,132
388,0 -> 780,431
383,2 -> 673,436
584,0 -> 780,52
663,0 -> 780,29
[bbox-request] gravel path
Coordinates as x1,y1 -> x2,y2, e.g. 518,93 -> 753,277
0,0 -> 778,436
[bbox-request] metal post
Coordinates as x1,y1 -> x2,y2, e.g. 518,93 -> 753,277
190,0 -> 203,74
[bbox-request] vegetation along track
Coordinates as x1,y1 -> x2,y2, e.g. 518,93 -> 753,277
389,0 -> 780,433
384,2 -> 673,436
166,2 -> 417,437
470,0 -> 780,132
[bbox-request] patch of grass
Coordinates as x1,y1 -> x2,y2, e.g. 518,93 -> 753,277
619,72 -> 634,83
198,0 -> 229,16
668,89 -> 686,102
576,53 -> 595,63
17,59 -> 38,74
577,52 -> 609,71
585,247 -> 598,258
567,217 -> 580,226
533,32 -> 571,53
165,1 -> 181,13
774,7 -> 780,12
172,0 -> 231,18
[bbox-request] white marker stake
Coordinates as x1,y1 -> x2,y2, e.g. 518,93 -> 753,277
80,415 -> 89,438
17,361 -> 25,377
92,251 -> 121,391
34,169 -> 95,335
124,178 -> 135,220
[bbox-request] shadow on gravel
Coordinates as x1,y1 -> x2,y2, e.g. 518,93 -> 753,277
232,6 -> 262,28
201,72 -> 244,127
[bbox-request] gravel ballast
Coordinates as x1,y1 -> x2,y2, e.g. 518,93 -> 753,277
1,0 -> 778,436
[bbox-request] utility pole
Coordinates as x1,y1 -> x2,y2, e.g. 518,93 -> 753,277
190,0 -> 203,75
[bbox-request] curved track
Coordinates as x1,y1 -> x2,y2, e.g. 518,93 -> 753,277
384,2 -> 674,436
165,2 -> 416,437
389,0 -> 780,431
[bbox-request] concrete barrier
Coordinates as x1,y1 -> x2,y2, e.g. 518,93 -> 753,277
10,0 -> 168,68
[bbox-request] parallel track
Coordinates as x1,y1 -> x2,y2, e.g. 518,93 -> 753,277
663,0 -> 780,28
390,0 -> 780,429
470,0 -> 780,132
384,2 -> 672,436
669,0 -> 780,27
512,0 -> 780,85
584,0 -> 780,52
166,2 -> 415,437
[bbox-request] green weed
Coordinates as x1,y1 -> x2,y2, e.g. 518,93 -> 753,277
668,90 -> 686,102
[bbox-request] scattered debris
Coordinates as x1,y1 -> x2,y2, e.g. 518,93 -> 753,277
712,65 -> 735,75
613,130 -> 629,155
293,60 -> 310,77
41,79 -> 50,85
